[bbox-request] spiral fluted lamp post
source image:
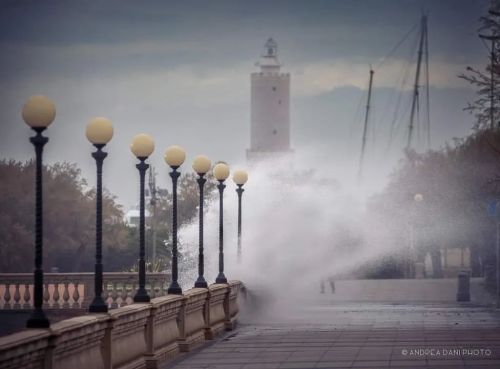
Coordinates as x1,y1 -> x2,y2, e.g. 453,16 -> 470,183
23,95 -> 56,328
164,145 -> 186,294
233,170 -> 248,264
131,134 -> 155,302
86,117 -> 113,313
214,162 -> 230,284
192,155 -> 212,288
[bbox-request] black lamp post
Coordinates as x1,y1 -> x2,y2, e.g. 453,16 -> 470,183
164,145 -> 186,295
131,134 -> 155,302
86,117 -> 114,313
232,170 -> 248,264
22,95 -> 56,328
213,163 -> 230,284
192,155 -> 212,288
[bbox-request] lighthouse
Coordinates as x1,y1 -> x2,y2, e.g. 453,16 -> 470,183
247,38 -> 292,164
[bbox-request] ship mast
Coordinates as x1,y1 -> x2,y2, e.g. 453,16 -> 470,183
358,68 -> 374,180
407,14 -> 429,150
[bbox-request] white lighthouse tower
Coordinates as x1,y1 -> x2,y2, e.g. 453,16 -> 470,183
247,38 -> 292,164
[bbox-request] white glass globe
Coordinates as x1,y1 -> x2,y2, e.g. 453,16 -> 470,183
164,145 -> 186,167
22,95 -> 56,128
213,162 -> 230,181
192,155 -> 211,174
130,133 -> 155,158
86,117 -> 113,144
232,170 -> 248,185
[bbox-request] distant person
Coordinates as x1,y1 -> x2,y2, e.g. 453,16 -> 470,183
328,277 -> 335,294
320,279 -> 325,294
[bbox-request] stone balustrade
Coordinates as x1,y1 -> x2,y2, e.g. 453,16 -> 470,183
0,281 -> 244,369
0,273 -> 170,310
205,283 -> 229,340
178,288 -> 208,352
226,280 -> 242,330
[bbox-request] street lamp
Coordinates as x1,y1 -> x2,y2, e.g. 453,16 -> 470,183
86,117 -> 113,313
22,95 -> 56,328
192,155 -> 212,288
213,162 -> 230,284
232,170 -> 248,263
164,145 -> 186,294
130,134 -> 155,302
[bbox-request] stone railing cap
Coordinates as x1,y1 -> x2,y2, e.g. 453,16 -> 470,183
208,283 -> 229,292
50,314 -> 109,334
151,294 -> 184,307
0,329 -> 50,351
184,288 -> 209,297
108,302 -> 151,318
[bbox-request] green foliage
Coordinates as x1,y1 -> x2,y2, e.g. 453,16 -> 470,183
0,161 -> 218,274
0,160 -> 129,272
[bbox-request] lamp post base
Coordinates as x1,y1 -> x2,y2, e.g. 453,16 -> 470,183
26,310 -> 50,328
88,297 -> 108,313
167,281 -> 183,295
215,273 -> 227,284
133,289 -> 151,303
194,277 -> 208,289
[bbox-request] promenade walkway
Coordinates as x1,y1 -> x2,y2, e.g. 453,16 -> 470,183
162,278 -> 500,369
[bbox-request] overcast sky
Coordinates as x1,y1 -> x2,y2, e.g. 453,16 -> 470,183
0,0 -> 488,207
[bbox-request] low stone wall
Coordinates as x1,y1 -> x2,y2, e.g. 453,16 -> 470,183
0,281 -> 243,369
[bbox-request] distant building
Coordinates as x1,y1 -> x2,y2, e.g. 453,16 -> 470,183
124,208 -> 140,227
124,189 -> 151,227
247,38 -> 293,164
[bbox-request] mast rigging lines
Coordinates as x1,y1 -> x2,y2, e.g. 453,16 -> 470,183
357,14 -> 431,180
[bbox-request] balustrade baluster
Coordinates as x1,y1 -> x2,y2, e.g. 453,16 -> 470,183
149,281 -> 155,298
72,283 -> 80,308
23,284 -> 31,309
111,283 -> 119,309
130,283 -> 137,305
121,284 -> 128,307
4,283 -> 11,309
43,283 -> 50,308
62,282 -> 70,308
102,283 -> 110,307
52,283 -> 60,308
13,284 -> 21,309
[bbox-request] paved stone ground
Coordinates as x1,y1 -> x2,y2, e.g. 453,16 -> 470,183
162,279 -> 500,369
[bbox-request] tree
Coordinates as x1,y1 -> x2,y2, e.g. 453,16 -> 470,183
459,0 -> 500,130
369,129 -> 500,281
0,160 -> 219,274
0,160 -> 130,272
